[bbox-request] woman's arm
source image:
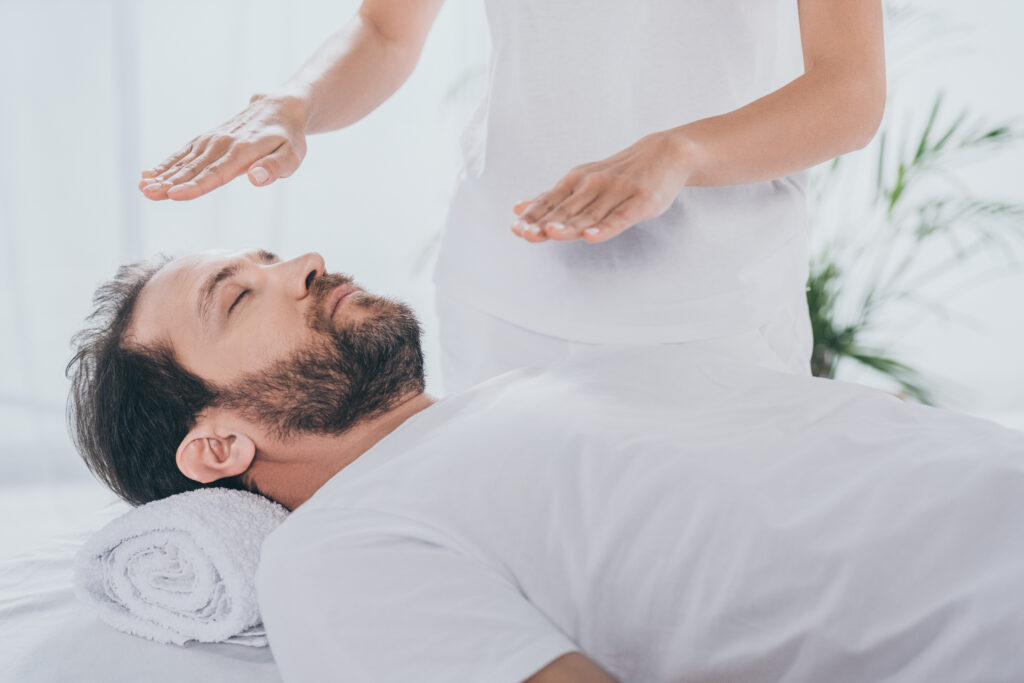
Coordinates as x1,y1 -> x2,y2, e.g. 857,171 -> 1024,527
525,652 -> 617,683
284,0 -> 449,135
140,0 -> 447,201
511,0 -> 886,243
672,0 -> 886,187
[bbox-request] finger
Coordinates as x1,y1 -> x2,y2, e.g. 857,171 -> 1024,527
167,140 -> 300,201
140,147 -> 206,200
166,147 -> 240,202
164,146 -> 221,186
141,141 -> 206,187
157,134 -> 241,198
141,140 -> 198,181
536,182 -> 606,241
139,176 -> 170,200
143,147 -> 202,187
558,185 -> 634,239
580,194 -> 646,243
510,217 -> 549,242
516,171 -> 582,227
512,199 -> 535,216
510,198 -> 539,238
510,174 -> 583,241
141,150 -> 202,198
139,165 -> 186,189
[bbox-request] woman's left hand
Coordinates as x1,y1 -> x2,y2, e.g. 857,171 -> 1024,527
510,130 -> 697,244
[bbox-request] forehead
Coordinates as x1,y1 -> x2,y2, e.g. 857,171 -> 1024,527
129,249 -> 243,347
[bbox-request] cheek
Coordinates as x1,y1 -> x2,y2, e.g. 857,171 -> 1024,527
248,309 -> 310,364
216,307 -> 310,380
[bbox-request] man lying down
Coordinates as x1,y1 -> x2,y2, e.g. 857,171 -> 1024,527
67,248 -> 1024,683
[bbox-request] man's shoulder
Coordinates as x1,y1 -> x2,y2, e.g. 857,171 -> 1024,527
255,508 -> 370,603
256,506 -> 446,578
258,505 -> 364,561
254,506 -> 484,614
255,506 -> 351,581
256,515 -> 302,589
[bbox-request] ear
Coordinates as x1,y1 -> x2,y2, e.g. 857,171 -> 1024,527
176,407 -> 257,484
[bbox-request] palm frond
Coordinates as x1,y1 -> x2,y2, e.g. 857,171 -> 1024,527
845,350 -> 938,405
807,85 -> 1024,405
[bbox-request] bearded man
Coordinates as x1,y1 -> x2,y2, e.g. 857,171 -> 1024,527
66,249 -> 1024,683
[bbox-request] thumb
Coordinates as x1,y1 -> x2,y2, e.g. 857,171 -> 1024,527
248,144 -> 303,187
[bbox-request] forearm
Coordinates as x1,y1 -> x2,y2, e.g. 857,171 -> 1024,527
263,13 -> 420,135
672,63 -> 886,187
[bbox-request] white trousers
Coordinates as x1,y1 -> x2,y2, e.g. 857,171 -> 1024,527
436,292 -> 814,395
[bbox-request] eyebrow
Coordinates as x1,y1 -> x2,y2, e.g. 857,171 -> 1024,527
196,250 -> 279,328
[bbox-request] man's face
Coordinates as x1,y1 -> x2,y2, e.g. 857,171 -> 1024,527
129,248 -> 425,438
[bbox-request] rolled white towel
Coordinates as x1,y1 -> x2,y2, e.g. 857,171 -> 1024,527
72,487 -> 288,647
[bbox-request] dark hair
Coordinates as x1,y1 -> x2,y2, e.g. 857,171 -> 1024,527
66,256 -> 264,507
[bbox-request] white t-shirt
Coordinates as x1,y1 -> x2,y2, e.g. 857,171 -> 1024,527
433,0 -> 812,345
257,345 -> 1024,682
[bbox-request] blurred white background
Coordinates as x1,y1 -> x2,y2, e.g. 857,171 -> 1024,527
0,0 -> 1021,560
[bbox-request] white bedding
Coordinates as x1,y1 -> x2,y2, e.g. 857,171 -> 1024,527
0,484 -> 282,683
4,344 -> 1023,682
257,345 -> 1024,682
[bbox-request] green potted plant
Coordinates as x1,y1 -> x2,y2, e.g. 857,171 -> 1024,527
806,92 -> 1024,404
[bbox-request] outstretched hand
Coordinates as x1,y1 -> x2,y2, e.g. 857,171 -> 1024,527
138,93 -> 309,201
509,130 -> 696,244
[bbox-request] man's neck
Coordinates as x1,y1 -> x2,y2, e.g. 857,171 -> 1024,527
249,391 -> 439,511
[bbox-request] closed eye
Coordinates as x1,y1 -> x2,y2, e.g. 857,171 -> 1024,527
228,289 -> 250,316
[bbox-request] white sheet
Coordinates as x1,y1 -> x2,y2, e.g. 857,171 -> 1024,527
0,485 -> 282,683
258,344 -> 1024,682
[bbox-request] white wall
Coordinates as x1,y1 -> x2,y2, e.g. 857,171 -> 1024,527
0,0 -> 1021,493
823,0 -> 1024,427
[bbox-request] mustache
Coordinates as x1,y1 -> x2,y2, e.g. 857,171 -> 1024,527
305,271 -> 357,328
309,271 -> 354,303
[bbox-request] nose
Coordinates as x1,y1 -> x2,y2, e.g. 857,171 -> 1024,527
285,252 -> 326,299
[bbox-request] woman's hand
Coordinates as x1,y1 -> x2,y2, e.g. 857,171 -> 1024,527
509,130 -> 698,244
138,92 -> 310,201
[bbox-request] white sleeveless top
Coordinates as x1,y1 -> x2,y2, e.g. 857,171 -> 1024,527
433,0 -> 811,345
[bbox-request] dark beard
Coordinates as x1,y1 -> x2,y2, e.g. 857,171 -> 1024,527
214,272 -> 425,440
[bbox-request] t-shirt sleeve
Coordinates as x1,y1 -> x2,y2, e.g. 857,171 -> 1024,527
256,514 -> 579,683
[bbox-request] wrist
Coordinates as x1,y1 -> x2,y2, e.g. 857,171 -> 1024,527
664,126 -> 705,186
251,89 -> 312,134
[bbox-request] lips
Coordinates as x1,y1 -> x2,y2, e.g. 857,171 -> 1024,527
328,284 -> 360,318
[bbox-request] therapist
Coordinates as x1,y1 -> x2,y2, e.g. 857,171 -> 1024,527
138,0 -> 886,394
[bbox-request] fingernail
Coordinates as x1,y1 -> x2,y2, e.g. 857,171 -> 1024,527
526,224 -> 541,235
251,167 -> 269,184
584,227 -> 600,236
142,182 -> 163,191
548,222 -> 566,231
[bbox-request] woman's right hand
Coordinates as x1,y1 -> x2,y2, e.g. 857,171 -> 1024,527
138,92 -> 309,201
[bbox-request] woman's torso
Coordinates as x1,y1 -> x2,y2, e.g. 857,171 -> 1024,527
434,0 -> 811,344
